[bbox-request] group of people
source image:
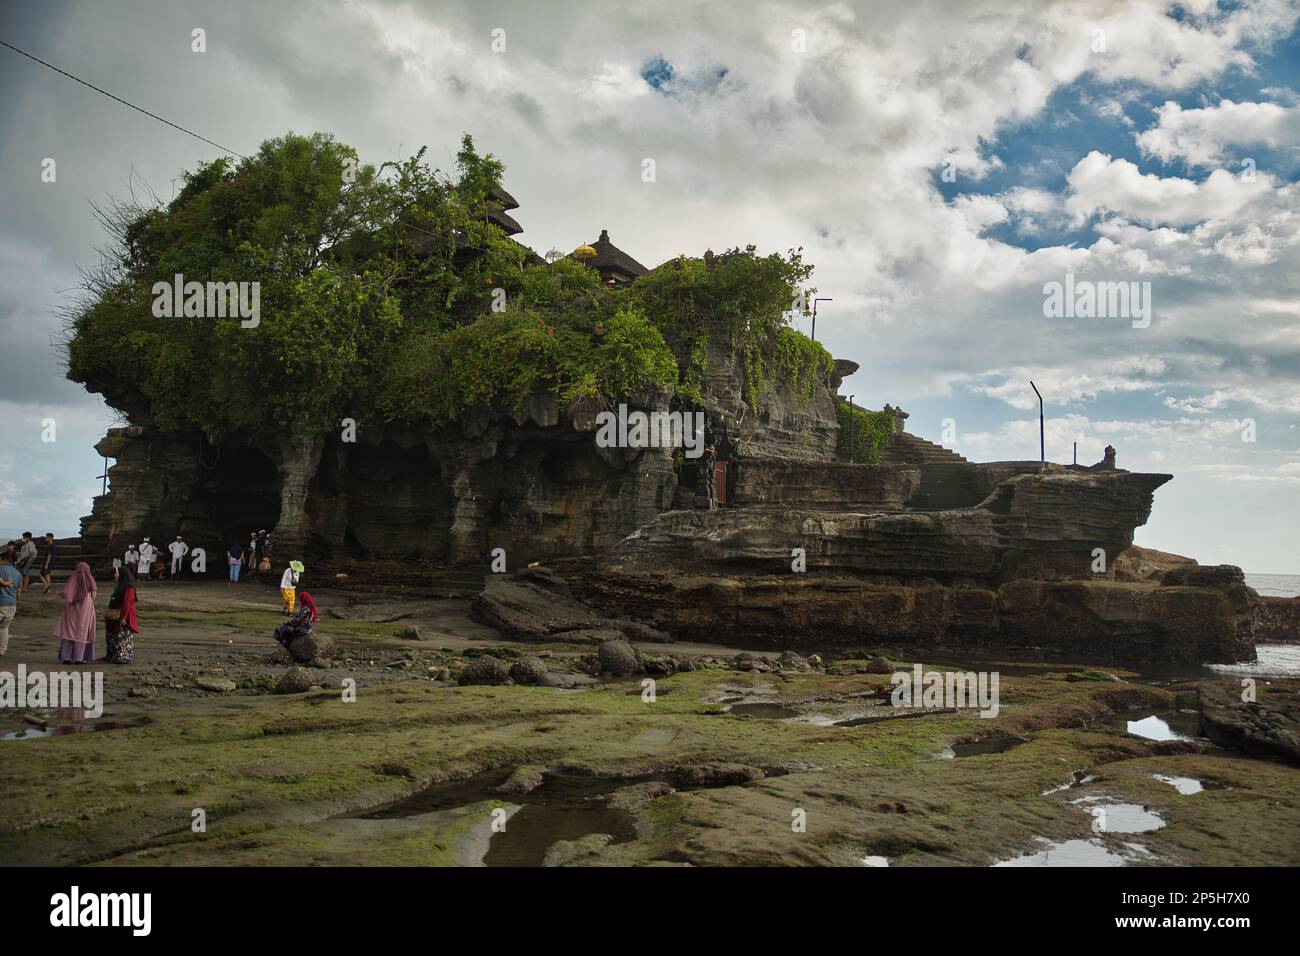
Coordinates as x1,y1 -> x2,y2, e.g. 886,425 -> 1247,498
0,523 -> 313,666
225,529 -> 274,584
0,555 -> 138,665
2,532 -> 57,595
119,535 -> 192,582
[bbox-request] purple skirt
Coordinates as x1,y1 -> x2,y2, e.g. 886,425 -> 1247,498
58,639 -> 95,663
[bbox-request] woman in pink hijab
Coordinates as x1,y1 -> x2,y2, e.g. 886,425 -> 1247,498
55,561 -> 98,663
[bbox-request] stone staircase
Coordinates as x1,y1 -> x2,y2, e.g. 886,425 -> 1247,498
882,434 -> 989,511
37,537 -> 106,582
884,432 -> 969,467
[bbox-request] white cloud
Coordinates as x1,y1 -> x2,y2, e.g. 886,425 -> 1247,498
1137,99 -> 1300,166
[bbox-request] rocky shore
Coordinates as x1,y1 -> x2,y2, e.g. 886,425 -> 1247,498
2,580 -> 1296,868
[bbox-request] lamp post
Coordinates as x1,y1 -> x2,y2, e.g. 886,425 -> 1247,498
848,394 -> 855,459
1030,380 -> 1044,465
812,297 -> 833,342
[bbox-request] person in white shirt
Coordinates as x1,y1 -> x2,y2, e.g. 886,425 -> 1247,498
168,535 -> 189,578
137,539 -> 155,579
279,561 -> 303,614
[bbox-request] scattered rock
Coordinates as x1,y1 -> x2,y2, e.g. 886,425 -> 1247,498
194,676 -> 236,693
274,668 -> 315,695
458,656 -> 510,686
1200,681 -> 1299,765
129,685 -> 155,699
642,655 -> 676,676
777,651 -> 810,671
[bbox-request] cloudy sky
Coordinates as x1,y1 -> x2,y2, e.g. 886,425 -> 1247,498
1,0 -> 1297,572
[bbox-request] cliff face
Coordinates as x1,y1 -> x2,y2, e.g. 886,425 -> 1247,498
601,470 -> 1171,583
587,469 -> 1259,664
78,321 -> 1259,665
81,326 -> 844,566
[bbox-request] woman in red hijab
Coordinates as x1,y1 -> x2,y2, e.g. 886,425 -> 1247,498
297,591 -> 319,624
55,561 -> 97,663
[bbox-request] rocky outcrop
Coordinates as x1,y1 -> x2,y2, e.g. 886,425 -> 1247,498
585,467 -> 1257,664
581,569 -> 1255,664
1113,544 -> 1198,582
1253,597 -> 1300,644
1200,681 -> 1300,764
731,458 -> 920,511
603,469 -> 1171,584
473,569 -> 670,643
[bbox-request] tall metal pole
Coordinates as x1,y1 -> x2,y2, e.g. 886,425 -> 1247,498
848,394 -> 855,459
1030,381 -> 1044,464
812,297 -> 833,342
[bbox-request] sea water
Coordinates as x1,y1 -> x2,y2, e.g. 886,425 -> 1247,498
1245,573 -> 1300,598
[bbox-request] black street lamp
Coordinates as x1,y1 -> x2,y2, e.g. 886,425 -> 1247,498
848,394 -> 855,459
812,297 -> 833,341
1030,380 -> 1044,464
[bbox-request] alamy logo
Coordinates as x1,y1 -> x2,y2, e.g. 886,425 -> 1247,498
1042,272 -> 1151,328
152,273 -> 261,328
50,886 -> 151,936
595,404 -> 706,459
0,666 -> 104,718
890,665 -> 1000,718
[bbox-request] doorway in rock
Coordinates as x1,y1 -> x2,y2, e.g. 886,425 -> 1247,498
202,445 -> 281,548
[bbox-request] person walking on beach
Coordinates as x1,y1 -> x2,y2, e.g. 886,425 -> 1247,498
0,552 -> 21,656
16,532 -> 38,594
279,560 -> 303,614
104,564 -> 139,664
54,561 -> 97,663
227,541 -> 244,584
38,533 -> 56,594
168,534 -> 188,579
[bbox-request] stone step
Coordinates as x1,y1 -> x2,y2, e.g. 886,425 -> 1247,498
885,432 -> 968,466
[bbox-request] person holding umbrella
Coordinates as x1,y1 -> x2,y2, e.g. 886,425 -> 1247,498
279,560 -> 304,614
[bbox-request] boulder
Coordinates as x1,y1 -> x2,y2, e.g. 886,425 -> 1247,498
288,632 -> 335,663
458,656 -> 511,686
864,656 -> 895,674
401,625 -> 422,640
274,667 -> 314,695
509,656 -> 549,685
597,638 -> 639,676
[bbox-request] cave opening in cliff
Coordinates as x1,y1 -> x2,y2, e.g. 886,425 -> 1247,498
202,445 -> 281,546
344,439 -> 449,560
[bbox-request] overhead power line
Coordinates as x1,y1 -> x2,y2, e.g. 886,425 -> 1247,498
0,39 -> 502,253
0,39 -> 248,159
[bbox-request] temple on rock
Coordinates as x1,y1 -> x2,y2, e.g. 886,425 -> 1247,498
574,229 -> 650,287
74,177 -> 1259,667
